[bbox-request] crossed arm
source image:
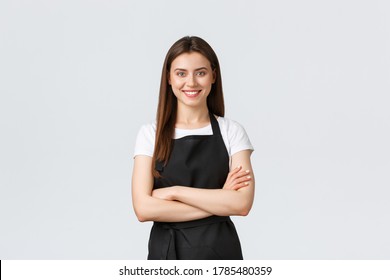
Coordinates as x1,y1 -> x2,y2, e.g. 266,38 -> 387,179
131,150 -> 255,223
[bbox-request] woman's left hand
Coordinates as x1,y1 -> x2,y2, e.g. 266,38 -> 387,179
152,187 -> 176,201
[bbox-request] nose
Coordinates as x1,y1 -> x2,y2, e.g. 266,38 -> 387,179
186,74 -> 197,87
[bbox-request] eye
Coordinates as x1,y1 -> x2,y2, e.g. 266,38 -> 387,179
196,71 -> 206,76
177,71 -> 186,77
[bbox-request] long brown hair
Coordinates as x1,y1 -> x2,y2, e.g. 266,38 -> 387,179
152,36 -> 225,177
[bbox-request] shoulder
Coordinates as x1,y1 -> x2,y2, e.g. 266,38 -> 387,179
217,116 -> 254,156
137,122 -> 156,139
134,121 -> 156,158
217,116 -> 247,135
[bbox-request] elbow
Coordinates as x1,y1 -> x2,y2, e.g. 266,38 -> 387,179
135,212 -> 153,223
238,206 -> 251,216
234,189 -> 254,216
136,213 -> 148,222
239,207 -> 251,216
133,194 -> 157,222
134,210 -> 146,222
133,205 -> 151,222
223,198 -> 252,216
234,201 -> 253,217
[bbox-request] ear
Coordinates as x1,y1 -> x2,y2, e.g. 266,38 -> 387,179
212,69 -> 216,84
168,72 -> 171,85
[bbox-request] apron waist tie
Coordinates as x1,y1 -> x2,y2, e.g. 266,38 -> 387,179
161,227 -> 177,260
155,216 -> 231,260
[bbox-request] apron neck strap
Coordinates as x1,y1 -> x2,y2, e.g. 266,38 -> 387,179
209,112 -> 222,137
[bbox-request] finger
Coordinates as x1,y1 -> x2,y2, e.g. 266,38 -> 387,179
231,175 -> 251,187
226,167 -> 240,180
234,175 -> 252,184
231,182 -> 250,191
238,169 -> 250,176
230,165 -> 242,175
231,170 -> 251,181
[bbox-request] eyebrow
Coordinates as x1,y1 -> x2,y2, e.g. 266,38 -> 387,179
173,67 -> 208,71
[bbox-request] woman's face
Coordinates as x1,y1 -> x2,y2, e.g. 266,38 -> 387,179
169,52 -> 215,110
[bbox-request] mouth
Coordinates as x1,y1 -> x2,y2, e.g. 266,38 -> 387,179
182,90 -> 201,98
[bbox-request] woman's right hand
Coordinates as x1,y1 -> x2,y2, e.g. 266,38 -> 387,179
223,165 -> 252,191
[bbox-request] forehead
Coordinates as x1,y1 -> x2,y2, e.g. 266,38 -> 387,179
171,52 -> 211,69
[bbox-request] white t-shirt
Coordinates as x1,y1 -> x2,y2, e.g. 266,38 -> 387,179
134,116 -> 254,166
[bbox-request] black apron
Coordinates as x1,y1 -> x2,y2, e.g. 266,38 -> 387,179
148,113 -> 243,260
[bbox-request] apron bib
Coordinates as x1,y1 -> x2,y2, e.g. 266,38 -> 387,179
148,113 -> 243,260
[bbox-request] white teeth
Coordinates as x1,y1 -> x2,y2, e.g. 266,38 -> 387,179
184,91 -> 199,95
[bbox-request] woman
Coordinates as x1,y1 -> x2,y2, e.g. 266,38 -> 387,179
132,36 -> 255,260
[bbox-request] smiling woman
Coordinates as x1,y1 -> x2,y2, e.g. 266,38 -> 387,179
131,36 -> 255,260
169,52 -> 215,109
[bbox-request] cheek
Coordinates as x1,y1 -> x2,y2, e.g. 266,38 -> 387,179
201,78 -> 214,88
170,81 -> 183,96
170,78 -> 183,88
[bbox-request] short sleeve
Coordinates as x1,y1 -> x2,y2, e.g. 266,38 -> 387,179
226,119 -> 254,156
133,123 -> 156,158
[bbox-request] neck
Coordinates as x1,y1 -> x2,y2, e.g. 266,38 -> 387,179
176,105 -> 210,127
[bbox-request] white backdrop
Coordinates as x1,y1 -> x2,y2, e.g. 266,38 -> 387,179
1,0 -> 389,259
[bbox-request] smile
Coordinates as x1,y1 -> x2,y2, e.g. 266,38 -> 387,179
182,90 -> 201,98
